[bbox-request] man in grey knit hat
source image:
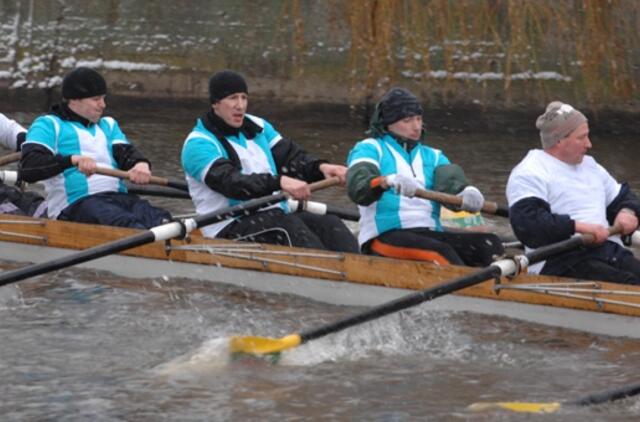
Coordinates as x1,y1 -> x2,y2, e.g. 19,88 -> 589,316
506,101 -> 640,284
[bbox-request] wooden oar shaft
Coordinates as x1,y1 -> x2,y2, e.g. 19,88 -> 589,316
0,177 -> 340,287
0,151 -> 21,167
94,167 -> 188,192
415,188 -> 509,217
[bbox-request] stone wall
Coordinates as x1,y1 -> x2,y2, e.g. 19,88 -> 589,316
1,0 -> 639,113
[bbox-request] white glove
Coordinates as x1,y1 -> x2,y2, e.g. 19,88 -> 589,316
457,186 -> 484,212
385,174 -> 422,198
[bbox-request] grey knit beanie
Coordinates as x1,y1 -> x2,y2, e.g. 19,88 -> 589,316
535,101 -> 587,149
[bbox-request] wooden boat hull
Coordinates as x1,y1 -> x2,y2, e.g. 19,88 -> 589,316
1,214 -> 639,338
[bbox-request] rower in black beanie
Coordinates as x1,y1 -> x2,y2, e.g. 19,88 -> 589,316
19,67 -> 171,229
180,69 -> 359,252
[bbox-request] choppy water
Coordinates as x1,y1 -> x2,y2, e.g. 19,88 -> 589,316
1,103 -> 640,420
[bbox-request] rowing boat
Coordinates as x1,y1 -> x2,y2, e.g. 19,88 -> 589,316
1,214 -> 639,338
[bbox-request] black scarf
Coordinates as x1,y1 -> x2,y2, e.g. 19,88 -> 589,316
201,110 -> 263,168
50,102 -> 92,127
201,110 -> 261,139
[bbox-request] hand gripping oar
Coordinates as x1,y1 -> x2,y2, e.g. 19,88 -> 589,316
94,167 -> 189,192
369,177 -> 509,217
468,379 -> 640,414
0,151 -> 21,167
0,177 -> 339,287
414,188 -> 509,217
229,226 -> 622,356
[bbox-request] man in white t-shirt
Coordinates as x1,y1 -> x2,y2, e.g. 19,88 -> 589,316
0,113 -> 47,217
506,101 -> 640,284
0,113 -> 26,151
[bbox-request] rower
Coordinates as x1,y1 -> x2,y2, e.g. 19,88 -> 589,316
20,67 -> 171,229
346,87 -> 503,266
0,113 -> 46,217
180,70 -> 359,252
506,101 -> 640,284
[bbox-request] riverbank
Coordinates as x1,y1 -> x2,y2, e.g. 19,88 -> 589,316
1,1 -> 638,116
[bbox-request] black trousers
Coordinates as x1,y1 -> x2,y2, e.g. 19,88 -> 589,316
542,241 -> 640,285
58,192 -> 171,229
364,227 -> 504,267
0,181 -> 47,217
218,208 -> 359,253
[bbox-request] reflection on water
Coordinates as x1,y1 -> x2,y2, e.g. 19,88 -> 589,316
2,102 -> 640,419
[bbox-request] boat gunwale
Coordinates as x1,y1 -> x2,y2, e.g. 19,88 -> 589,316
1,214 -> 640,320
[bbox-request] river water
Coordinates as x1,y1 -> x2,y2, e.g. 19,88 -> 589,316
1,102 -> 639,420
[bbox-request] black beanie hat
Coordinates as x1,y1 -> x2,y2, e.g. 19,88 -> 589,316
62,67 -> 107,100
209,70 -> 248,103
378,87 -> 423,127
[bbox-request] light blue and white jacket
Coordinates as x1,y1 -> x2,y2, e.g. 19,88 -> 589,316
181,114 -> 287,237
24,115 -> 129,218
347,134 -> 450,246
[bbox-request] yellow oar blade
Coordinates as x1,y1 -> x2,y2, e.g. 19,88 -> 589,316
229,334 -> 302,355
468,401 -> 561,413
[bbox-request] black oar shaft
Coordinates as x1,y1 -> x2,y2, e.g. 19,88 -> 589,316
0,230 -> 158,287
289,199 -> 360,221
300,230 -> 604,345
0,198 -> 283,287
126,183 -> 191,199
165,179 -> 189,192
325,204 -> 360,221
300,266 -> 500,343
0,177 -> 340,286
566,381 -> 640,406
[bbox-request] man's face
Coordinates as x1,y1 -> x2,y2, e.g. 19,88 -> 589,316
68,95 -> 106,123
556,122 -> 591,164
212,92 -> 248,128
388,115 -> 423,141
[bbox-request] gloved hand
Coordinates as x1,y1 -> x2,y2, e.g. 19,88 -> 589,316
385,174 -> 422,198
457,185 -> 484,212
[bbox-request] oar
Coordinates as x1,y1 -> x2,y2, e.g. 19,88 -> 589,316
287,199 -> 360,221
94,167 -> 188,192
0,169 -> 191,199
0,170 -> 18,185
369,177 -> 509,217
0,177 -> 340,287
469,379 -> 640,414
0,151 -> 21,167
414,188 -> 509,217
125,183 -> 191,199
229,226 -> 621,356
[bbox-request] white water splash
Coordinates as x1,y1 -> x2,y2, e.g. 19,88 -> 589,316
0,284 -> 26,309
153,338 -> 230,375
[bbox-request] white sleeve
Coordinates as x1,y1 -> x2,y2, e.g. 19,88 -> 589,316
506,167 -> 549,206
0,113 -> 27,151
